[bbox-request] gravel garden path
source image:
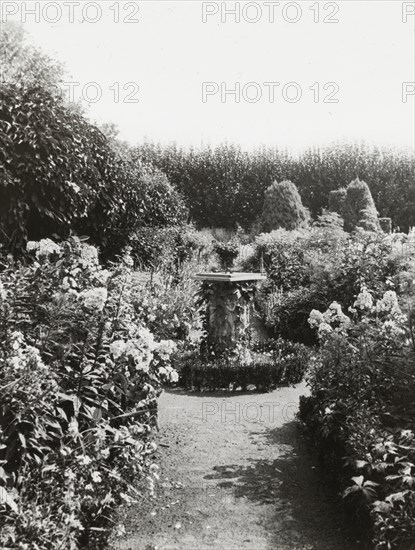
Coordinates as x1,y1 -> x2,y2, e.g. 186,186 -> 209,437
113,382 -> 359,550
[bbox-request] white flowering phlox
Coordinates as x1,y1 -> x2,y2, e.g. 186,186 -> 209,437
76,454 -> 92,466
94,269 -> 111,285
401,429 -> 414,440
308,309 -> 325,329
158,365 -> 179,383
308,302 -> 351,339
125,339 -> 154,371
110,326 -> 177,373
351,242 -> 364,253
6,332 -> 59,395
0,279 -> 6,302
114,524 -> 126,537
91,471 -> 102,484
7,331 -> 46,373
80,244 -> 99,266
156,339 -> 177,361
10,330 -> 24,351
27,238 -> 61,258
110,335 -> 155,373
375,290 -> 401,316
240,348 -> 253,366
118,313 -> 138,338
325,302 -> 351,332
65,468 -> 77,482
137,326 -> 156,351
68,418 -> 79,438
79,287 -> 108,312
381,319 -> 406,339
317,322 -> 333,338
352,286 -> 374,311
110,340 -> 126,359
60,276 -> 79,297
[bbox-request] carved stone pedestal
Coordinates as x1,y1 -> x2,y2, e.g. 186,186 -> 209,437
194,272 -> 266,351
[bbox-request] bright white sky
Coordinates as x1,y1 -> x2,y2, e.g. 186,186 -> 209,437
4,0 -> 415,152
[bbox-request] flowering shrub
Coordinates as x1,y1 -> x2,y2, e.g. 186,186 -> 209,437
299,288 -> 415,549
249,228 -> 317,291
0,237 -> 177,549
253,228 -> 408,344
308,301 -> 351,339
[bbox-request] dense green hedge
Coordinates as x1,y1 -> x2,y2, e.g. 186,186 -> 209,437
132,142 -> 415,232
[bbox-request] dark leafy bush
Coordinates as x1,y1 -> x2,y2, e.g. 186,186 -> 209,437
308,229 -> 404,309
257,286 -> 322,345
253,230 -> 313,291
79,162 -> 188,264
0,83 -> 187,262
0,85 -> 116,249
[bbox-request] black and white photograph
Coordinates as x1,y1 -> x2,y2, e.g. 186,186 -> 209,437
0,1 -> 414,549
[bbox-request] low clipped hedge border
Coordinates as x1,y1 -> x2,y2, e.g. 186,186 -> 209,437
176,340 -> 311,392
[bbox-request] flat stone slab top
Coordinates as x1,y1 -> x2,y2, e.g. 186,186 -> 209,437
193,272 -> 266,282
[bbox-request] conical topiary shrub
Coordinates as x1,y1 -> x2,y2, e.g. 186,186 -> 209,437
344,178 -> 380,232
261,180 -> 309,232
329,178 -> 380,232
